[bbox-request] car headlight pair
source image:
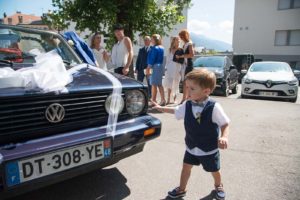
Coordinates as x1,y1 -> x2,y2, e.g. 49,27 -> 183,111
105,90 -> 146,116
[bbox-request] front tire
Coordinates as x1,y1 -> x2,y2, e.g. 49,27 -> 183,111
241,94 -> 247,99
289,97 -> 297,103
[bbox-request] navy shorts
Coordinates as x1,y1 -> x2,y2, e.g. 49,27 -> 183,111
183,150 -> 220,172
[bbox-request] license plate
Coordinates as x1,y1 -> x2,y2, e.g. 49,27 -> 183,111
259,91 -> 278,96
5,139 -> 111,187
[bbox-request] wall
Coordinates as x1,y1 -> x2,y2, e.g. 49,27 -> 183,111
233,0 -> 300,59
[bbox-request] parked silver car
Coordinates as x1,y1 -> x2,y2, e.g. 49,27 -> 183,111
241,61 -> 299,102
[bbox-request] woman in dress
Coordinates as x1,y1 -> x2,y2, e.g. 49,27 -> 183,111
176,29 -> 195,104
146,34 -> 166,106
164,36 -> 182,104
90,32 -> 109,70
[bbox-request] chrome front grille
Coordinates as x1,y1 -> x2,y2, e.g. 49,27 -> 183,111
0,91 -> 128,144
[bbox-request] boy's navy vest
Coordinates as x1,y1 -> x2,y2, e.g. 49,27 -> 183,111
184,100 -> 219,152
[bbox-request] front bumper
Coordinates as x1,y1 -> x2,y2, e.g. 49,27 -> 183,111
241,82 -> 298,99
0,114 -> 161,199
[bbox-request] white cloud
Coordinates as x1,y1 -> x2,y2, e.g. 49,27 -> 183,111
188,19 -> 233,44
218,20 -> 233,33
188,19 -> 211,34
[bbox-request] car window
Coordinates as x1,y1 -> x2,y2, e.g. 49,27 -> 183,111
194,57 -> 225,68
0,26 -> 81,67
249,63 -> 291,72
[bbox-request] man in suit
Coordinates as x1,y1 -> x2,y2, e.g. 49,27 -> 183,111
135,36 -> 151,97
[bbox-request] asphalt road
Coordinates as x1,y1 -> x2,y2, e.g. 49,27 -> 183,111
9,86 -> 300,200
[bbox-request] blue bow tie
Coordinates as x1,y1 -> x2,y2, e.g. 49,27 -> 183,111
191,101 -> 205,107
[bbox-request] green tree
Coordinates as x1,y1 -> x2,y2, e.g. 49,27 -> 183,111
48,0 -> 192,48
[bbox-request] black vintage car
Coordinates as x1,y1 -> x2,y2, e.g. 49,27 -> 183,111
193,56 -> 239,96
0,24 -> 161,199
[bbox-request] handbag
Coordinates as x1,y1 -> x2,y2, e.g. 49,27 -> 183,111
173,48 -> 184,64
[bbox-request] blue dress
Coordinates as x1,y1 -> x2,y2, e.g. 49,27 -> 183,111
147,45 -> 164,85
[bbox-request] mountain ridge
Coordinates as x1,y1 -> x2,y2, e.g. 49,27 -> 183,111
190,32 -> 232,52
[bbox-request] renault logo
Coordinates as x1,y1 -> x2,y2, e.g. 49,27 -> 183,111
266,80 -> 272,88
45,103 -> 65,123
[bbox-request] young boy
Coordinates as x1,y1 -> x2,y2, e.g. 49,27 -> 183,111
152,68 -> 230,200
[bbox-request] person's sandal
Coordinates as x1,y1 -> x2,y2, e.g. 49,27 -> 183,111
166,98 -> 170,105
215,184 -> 226,200
167,187 -> 186,199
159,101 -> 166,106
148,101 -> 156,107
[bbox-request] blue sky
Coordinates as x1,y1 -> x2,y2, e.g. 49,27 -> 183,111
0,0 -> 235,44
0,0 -> 54,17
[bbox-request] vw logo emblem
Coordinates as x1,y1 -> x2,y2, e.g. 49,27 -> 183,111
266,80 -> 272,88
45,103 -> 65,123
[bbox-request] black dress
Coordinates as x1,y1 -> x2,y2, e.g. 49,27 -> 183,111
183,43 -> 194,75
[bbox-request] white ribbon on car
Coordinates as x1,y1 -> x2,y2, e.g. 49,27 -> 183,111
68,64 -> 122,138
0,50 -> 72,93
0,50 -> 122,138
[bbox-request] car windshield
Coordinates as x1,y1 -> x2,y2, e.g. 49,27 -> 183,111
193,57 -> 224,68
0,25 -> 81,67
249,62 -> 291,72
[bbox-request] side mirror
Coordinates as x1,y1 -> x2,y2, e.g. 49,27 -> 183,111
230,65 -> 236,70
241,69 -> 248,74
293,70 -> 300,75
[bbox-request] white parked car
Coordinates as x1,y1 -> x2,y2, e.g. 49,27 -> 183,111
241,61 -> 299,102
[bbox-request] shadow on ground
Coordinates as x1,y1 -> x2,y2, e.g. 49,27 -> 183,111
159,190 -> 216,200
199,190 -> 217,200
11,167 -> 130,200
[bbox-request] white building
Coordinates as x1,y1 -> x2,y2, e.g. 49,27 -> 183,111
232,0 -> 300,67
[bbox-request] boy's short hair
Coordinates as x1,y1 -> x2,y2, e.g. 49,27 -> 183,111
185,68 -> 216,91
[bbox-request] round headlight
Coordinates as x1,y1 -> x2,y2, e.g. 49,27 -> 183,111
125,90 -> 146,116
105,94 -> 124,115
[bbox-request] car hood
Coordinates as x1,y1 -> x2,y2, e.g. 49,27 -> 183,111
246,72 -> 295,81
0,65 -> 144,97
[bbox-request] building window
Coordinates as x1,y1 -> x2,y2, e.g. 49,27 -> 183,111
278,0 -> 300,10
7,17 -> 12,24
18,16 -> 23,24
290,30 -> 300,45
275,30 -> 300,46
294,0 -> 300,8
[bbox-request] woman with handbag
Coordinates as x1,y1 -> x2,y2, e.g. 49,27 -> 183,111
164,36 -> 183,104
176,29 -> 195,104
